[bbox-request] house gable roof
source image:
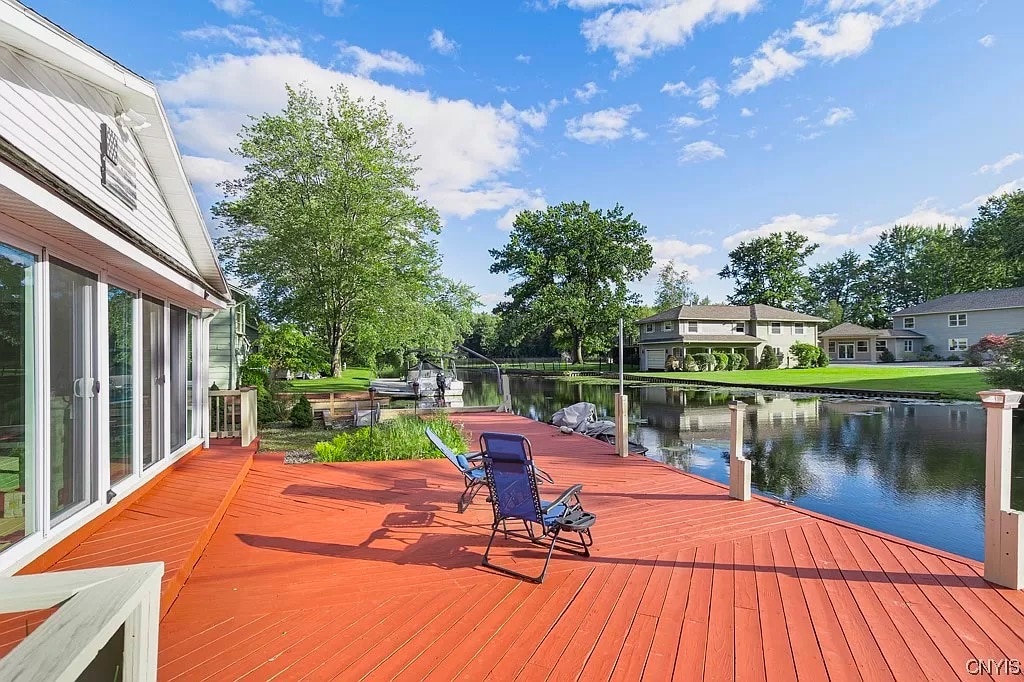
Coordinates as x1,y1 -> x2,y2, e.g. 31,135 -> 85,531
819,322 -> 878,338
637,303 -> 826,325
0,0 -> 229,298
892,286 -> 1024,317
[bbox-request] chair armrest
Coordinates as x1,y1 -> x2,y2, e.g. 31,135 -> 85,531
465,452 -> 483,461
532,465 -> 554,484
545,483 -> 584,510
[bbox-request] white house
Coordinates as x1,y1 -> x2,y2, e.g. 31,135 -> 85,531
0,0 -> 230,575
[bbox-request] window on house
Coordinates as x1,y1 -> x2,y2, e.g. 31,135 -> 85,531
827,341 -> 836,352
903,340 -> 914,352
734,322 -> 745,333
645,323 -> 653,333
687,321 -> 699,333
794,322 -> 804,335
856,340 -> 869,353
663,321 -> 673,332
948,338 -> 968,351
903,317 -> 915,329
234,303 -> 245,335
948,313 -> 967,327
875,339 -> 887,352
770,322 -> 782,334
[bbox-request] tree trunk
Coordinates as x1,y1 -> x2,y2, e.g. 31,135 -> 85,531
574,337 -> 584,365
330,341 -> 343,377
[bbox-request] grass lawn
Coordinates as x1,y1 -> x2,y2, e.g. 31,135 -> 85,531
279,367 -> 376,393
644,366 -> 991,400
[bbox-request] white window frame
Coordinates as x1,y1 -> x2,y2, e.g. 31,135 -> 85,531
233,302 -> 246,336
948,338 -> 968,351
663,321 -> 673,332
645,323 -> 653,333
838,343 -> 854,360
948,313 -> 967,327
770,322 -> 782,335
827,341 -> 836,352
687,321 -> 699,333
856,340 -> 869,353
903,340 -> 914,352
903,317 -> 915,329
794,322 -> 804,335
875,339 -> 887,352
734,321 -> 745,334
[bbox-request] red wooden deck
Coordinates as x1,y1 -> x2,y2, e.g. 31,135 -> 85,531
148,414 -> 1024,681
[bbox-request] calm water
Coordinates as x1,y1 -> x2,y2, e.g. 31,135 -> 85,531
461,371 -> 1024,560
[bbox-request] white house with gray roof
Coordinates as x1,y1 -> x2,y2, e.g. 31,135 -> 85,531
637,304 -> 826,370
820,323 -> 925,362
891,286 -> 1024,357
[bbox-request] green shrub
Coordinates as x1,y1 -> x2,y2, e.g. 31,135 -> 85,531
713,352 -> 730,371
727,352 -> 745,370
789,342 -> 822,368
683,355 -> 698,372
289,395 -> 313,428
984,333 -> 1024,391
664,354 -> 680,371
692,352 -> 713,371
758,346 -> 780,369
815,349 -> 829,367
314,414 -> 468,462
878,349 -> 896,363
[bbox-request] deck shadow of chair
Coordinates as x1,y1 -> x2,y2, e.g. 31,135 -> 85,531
478,431 -> 596,584
425,427 -> 554,513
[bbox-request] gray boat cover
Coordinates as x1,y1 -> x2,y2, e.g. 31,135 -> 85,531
550,402 -> 616,438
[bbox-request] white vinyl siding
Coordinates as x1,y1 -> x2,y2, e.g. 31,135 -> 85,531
949,338 -> 968,351
0,46 -> 197,274
948,313 -> 967,327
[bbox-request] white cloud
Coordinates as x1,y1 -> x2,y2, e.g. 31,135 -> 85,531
338,45 -> 423,77
515,54 -> 532,63
723,213 -> 839,248
669,115 -> 711,129
740,107 -> 755,117
679,140 -> 725,164
502,97 -> 566,131
429,29 -> 458,55
979,34 -> 995,48
975,152 -> 1023,175
159,53 -> 537,220
574,81 -> 603,102
476,292 -> 506,308
575,0 -> 762,66
661,77 -> 718,109
649,238 -> 713,261
323,0 -> 345,16
730,2 -> 936,93
823,106 -> 855,126
182,25 -> 302,54
210,0 -> 252,16
762,143 -> 773,151
961,177 -> 1024,209
181,155 -> 244,189
565,104 -> 643,143
496,194 -> 548,230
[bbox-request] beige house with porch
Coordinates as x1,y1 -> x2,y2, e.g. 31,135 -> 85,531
819,322 -> 925,362
637,304 -> 826,370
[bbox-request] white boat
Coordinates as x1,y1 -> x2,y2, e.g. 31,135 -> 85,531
370,355 -> 464,399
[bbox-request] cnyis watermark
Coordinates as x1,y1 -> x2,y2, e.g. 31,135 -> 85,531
966,659 -> 1023,676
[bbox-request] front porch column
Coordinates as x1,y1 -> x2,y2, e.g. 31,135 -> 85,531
979,389 -> 1024,589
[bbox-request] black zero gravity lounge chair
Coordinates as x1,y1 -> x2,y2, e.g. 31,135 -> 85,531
426,427 -> 552,513
478,431 -> 596,583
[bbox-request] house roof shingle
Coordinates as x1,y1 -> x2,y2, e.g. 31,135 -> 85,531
892,286 -> 1024,317
640,334 -> 764,345
819,323 -> 925,339
637,304 -> 826,324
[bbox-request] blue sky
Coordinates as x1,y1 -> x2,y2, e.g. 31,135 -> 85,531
28,0 -> 1024,306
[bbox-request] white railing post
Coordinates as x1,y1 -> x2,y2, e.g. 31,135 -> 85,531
499,375 -> 512,413
979,389 -> 1024,589
614,393 -> 629,457
728,400 -> 751,501
239,387 -> 257,447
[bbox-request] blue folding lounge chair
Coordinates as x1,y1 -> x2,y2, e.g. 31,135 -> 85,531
426,427 -> 553,513
478,432 -> 596,583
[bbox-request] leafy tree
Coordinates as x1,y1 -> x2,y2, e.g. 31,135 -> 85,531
757,346 -> 781,369
653,262 -> 702,309
803,251 -> 885,327
984,333 -> 1024,391
214,84 -> 444,376
489,201 -> 654,363
970,190 -> 1024,288
718,232 -> 818,308
247,323 -> 327,377
463,312 -> 499,356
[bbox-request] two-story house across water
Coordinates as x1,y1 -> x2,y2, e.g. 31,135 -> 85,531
637,304 -> 827,370
890,286 -> 1024,357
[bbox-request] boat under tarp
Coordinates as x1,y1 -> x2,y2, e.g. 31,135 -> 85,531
550,402 -> 648,455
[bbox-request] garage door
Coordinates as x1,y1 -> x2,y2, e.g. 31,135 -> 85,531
646,349 -> 666,371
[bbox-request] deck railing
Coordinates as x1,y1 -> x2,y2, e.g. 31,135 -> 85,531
0,562 -> 163,681
209,388 -> 257,446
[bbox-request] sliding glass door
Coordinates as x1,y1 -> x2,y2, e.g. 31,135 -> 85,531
49,259 -> 98,522
108,287 -> 134,485
0,244 -> 34,553
169,306 -> 187,452
141,297 -> 164,469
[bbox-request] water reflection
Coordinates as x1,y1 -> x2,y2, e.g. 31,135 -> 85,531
461,371 -> 1022,560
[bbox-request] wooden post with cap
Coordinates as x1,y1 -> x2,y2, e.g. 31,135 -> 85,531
979,389 -> 1024,589
728,400 -> 751,501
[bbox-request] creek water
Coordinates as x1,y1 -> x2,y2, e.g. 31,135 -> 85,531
461,371 -> 1024,560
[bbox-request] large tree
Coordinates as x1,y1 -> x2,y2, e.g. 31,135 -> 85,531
653,262 -> 708,309
970,190 -> 1024,289
214,85 -> 453,375
803,250 -> 886,327
718,231 -> 818,308
490,201 -> 654,363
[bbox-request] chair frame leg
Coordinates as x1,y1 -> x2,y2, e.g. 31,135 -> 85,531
482,521 -> 559,584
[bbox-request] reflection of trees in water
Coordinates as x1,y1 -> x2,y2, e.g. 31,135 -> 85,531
466,372 -> 1024,508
